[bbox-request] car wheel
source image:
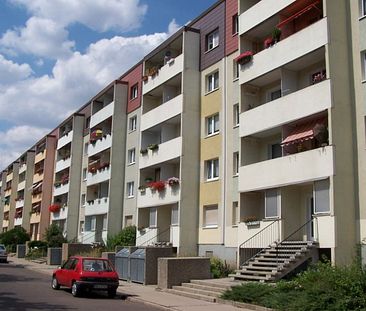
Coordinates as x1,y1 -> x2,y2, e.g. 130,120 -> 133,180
51,276 -> 60,290
71,282 -> 81,297
108,289 -> 116,298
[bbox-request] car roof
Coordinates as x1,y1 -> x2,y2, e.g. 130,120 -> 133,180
70,256 -> 109,260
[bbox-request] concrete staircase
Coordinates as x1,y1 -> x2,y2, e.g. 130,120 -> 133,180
165,279 -> 241,302
232,241 -> 318,282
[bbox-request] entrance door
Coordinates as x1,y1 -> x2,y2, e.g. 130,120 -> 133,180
306,196 -> 315,241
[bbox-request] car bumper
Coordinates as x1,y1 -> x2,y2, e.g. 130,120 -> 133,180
75,281 -> 119,291
0,255 -> 7,261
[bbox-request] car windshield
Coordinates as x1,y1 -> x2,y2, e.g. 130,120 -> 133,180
82,259 -> 113,272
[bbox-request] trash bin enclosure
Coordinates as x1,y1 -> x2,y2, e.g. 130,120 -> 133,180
115,248 -> 132,280
130,249 -> 145,283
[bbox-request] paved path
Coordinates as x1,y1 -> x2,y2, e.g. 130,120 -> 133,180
7,256 -> 254,311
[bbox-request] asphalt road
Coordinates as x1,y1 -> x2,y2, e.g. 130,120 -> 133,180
0,261 -> 161,311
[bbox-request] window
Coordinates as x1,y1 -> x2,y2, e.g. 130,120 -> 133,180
206,71 -> 219,93
207,114 -> 219,136
171,206 -> 179,225
79,221 -> 84,234
270,89 -> 282,101
84,143 -> 88,155
126,181 -> 134,198
129,115 -> 137,132
128,148 -> 136,165
233,152 -> 239,176
265,189 -> 279,218
85,117 -> 90,129
206,29 -> 219,51
233,103 -> 239,127
149,208 -> 157,227
206,158 -> 219,181
362,51 -> 366,81
125,215 -> 133,227
82,168 -> 87,180
203,205 -> 218,228
102,214 -> 108,231
232,201 -> 238,225
314,179 -> 330,213
85,216 -> 96,231
81,194 -> 86,206
233,61 -> 239,79
269,143 -> 282,159
130,83 -> 138,100
232,14 -> 238,35
361,0 -> 366,16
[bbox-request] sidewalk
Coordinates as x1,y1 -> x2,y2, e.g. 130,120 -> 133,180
8,256 -> 257,311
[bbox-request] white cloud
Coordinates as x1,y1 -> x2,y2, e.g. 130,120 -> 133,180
0,17 -> 74,59
0,54 -> 32,85
0,125 -> 50,169
9,0 -> 148,32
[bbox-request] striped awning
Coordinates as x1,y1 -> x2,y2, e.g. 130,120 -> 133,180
281,119 -> 325,146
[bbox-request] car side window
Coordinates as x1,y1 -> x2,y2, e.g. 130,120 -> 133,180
70,259 -> 78,270
62,259 -> 75,270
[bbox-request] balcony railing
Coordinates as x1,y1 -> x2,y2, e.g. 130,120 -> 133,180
51,206 -> 68,221
53,182 -> 70,196
85,197 -> 109,216
88,134 -> 112,157
90,101 -> 114,128
55,157 -> 71,173
86,165 -> 111,186
137,183 -> 180,208
57,130 -> 73,149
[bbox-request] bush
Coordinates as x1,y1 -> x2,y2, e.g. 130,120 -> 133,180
221,260 -> 366,311
106,226 -> 136,251
44,223 -> 67,247
0,227 -> 30,252
210,257 -> 234,279
26,240 -> 48,259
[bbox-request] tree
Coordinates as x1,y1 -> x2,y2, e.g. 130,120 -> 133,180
106,226 -> 136,251
44,223 -> 67,248
0,227 -> 30,252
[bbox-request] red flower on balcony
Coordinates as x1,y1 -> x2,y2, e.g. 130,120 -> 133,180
235,51 -> 253,64
49,204 -> 61,213
264,37 -> 274,48
148,181 -> 166,192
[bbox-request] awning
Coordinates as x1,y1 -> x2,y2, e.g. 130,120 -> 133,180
281,119 -> 325,146
28,182 -> 42,191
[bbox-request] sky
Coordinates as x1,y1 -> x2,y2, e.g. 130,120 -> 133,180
0,0 -> 217,170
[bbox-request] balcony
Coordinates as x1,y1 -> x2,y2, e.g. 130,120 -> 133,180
141,94 -> 183,131
143,54 -> 184,95
88,134 -> 112,157
2,220 -> 9,228
239,0 -> 296,35
14,217 -> 23,227
239,145 -> 334,192
33,172 -> 44,184
30,212 -> 40,224
15,199 -> 24,209
86,166 -> 111,186
53,182 -> 70,196
137,184 -> 180,208
57,130 -> 73,149
55,157 -> 71,173
19,163 -> 27,174
239,18 -> 328,85
35,150 -> 46,164
3,204 -> 10,212
136,227 -> 159,246
17,180 -> 26,191
51,206 -> 68,221
90,101 -> 114,128
6,172 -> 13,182
240,80 -> 332,137
139,137 -> 182,169
85,197 -> 109,216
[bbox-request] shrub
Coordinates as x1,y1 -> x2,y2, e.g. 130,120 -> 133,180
44,223 -> 67,247
210,257 -> 234,279
0,227 -> 30,252
26,240 -> 48,259
106,226 -> 136,251
221,260 -> 366,311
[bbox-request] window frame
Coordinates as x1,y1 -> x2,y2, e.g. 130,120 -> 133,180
233,152 -> 239,176
206,113 -> 220,136
130,83 -> 138,100
129,115 -> 137,132
206,71 -> 219,93
232,14 -> 238,35
127,148 -> 136,165
206,158 -> 219,181
203,204 -> 219,228
233,103 -> 240,127
361,0 -> 366,17
362,51 -> 366,81
126,181 -> 134,198
206,29 -> 219,52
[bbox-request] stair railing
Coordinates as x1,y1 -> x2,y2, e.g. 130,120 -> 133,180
275,217 -> 318,264
136,227 -> 171,247
238,219 -> 280,267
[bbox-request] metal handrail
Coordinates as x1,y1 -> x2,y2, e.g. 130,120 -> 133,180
137,227 -> 171,247
238,219 -> 280,266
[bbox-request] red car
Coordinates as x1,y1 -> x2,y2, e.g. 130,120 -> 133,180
51,256 -> 119,298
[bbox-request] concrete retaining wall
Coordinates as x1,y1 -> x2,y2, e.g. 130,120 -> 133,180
16,244 -> 26,258
62,243 -> 93,262
47,248 -> 62,265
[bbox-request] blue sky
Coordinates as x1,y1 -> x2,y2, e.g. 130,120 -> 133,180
0,0 -> 217,169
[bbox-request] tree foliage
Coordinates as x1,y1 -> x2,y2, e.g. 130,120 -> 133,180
44,223 -> 67,248
106,226 -> 136,251
0,227 -> 30,252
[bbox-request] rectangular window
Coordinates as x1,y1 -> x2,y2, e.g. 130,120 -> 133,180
102,214 -> 108,231
232,201 -> 238,225
233,61 -> 239,79
84,143 -> 88,155
206,29 -> 219,51
314,179 -> 330,213
207,114 -> 219,136
269,143 -> 282,159
206,158 -> 219,181
91,216 -> 96,231
130,83 -> 138,100
125,215 -> 133,227
361,0 -> 366,16
128,148 -> 136,165
206,71 -> 219,93
82,168 -> 87,180
270,89 -> 282,101
81,194 -> 86,206
232,14 -> 238,35
203,205 -> 218,228
265,189 -> 279,218
362,51 -> 366,81
171,206 -> 179,225
233,152 -> 239,176
129,115 -> 137,132
126,181 -> 134,198
149,207 -> 157,227
79,221 -> 84,234
233,103 -> 240,126
85,117 -> 90,129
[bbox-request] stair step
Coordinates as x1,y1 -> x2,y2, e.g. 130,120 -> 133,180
241,266 -> 278,272
190,279 -> 235,290
231,274 -> 272,281
266,249 -> 301,253
166,289 -> 216,302
172,285 -> 222,297
238,269 -> 276,276
180,282 -> 226,293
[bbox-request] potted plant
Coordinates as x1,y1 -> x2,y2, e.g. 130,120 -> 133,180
242,216 -> 260,226
148,181 -> 166,192
235,51 -> 254,65
148,143 -> 159,151
167,177 -> 180,187
142,75 -> 148,82
264,37 -> 274,48
272,27 -> 282,43
138,185 -> 146,192
140,148 -> 148,155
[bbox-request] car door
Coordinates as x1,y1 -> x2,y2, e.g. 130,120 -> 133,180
57,259 -> 73,285
65,258 -> 79,288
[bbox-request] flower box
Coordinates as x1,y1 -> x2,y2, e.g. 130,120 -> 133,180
245,221 -> 260,227
148,181 -> 166,192
235,51 -> 253,65
148,143 -> 159,151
